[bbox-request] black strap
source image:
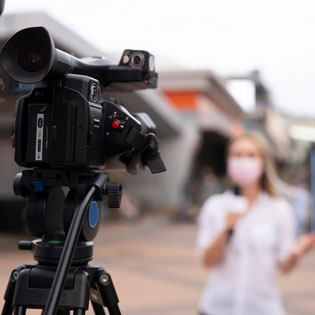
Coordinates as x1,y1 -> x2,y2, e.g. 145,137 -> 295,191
124,127 -> 148,151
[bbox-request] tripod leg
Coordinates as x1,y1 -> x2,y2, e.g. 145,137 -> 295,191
2,281 -> 15,315
91,302 -> 106,315
1,302 -> 14,315
2,267 -> 26,315
107,306 -> 120,315
13,306 -> 26,315
96,271 -> 121,315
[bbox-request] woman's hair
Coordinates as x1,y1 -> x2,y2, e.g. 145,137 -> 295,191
226,132 -> 279,196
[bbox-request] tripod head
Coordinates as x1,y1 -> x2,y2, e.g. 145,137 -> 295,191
15,168 -> 120,265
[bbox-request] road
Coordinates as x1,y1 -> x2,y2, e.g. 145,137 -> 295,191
0,214 -> 315,314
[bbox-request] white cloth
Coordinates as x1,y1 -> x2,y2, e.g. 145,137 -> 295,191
196,191 -> 296,315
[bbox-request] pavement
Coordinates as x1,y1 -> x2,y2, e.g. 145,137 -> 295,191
0,213 -> 315,315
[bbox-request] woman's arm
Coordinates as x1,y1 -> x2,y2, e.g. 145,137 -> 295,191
202,213 -> 241,268
202,228 -> 231,267
278,233 -> 315,273
277,252 -> 299,273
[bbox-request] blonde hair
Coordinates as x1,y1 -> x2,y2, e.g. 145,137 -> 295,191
227,132 -> 279,196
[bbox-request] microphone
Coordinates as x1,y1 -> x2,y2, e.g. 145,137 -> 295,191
233,185 -> 240,196
226,186 -> 247,241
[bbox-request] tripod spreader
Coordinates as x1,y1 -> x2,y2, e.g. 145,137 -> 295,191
3,264 -> 120,315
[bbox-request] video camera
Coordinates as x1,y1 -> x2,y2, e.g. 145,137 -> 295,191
0,8 -> 169,312
0,24 -> 166,315
0,26 -> 166,174
0,1 -> 170,309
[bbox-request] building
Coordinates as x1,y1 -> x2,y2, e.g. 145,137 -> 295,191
123,70 -> 243,209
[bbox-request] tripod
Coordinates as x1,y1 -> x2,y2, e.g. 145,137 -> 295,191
2,168 -> 122,315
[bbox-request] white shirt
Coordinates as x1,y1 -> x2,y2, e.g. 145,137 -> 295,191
196,191 -> 296,315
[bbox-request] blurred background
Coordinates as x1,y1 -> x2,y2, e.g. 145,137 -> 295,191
1,1 -> 315,314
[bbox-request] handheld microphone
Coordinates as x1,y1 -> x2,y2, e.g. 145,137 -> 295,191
233,185 -> 240,196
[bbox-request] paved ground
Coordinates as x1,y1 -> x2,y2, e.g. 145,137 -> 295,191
0,214 -> 315,315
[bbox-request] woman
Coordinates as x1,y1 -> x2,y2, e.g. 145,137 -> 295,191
196,133 -> 315,315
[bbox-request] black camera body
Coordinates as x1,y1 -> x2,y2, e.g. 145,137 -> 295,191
1,27 -> 165,173
13,74 -> 146,168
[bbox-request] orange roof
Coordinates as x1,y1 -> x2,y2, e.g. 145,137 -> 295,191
163,91 -> 199,110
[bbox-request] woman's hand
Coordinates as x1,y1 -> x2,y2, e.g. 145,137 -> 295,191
202,212 -> 243,268
293,233 -> 315,256
225,212 -> 243,229
279,233 -> 315,273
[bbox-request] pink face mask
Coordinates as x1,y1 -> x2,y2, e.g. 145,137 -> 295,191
227,157 -> 263,187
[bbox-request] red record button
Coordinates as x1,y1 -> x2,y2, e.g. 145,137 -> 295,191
111,120 -> 120,129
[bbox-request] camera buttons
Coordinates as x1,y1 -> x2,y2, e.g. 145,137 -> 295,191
111,120 -> 125,131
111,120 -> 120,130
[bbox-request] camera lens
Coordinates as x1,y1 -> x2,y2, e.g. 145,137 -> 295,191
18,48 -> 46,72
133,55 -> 141,65
130,52 -> 145,68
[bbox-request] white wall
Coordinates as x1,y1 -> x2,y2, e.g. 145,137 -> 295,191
124,118 -> 200,208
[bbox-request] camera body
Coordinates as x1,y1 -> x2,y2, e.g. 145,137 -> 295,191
1,27 -> 165,173
13,74 -> 148,168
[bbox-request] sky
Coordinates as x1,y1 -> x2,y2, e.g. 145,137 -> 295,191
4,0 -> 315,117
